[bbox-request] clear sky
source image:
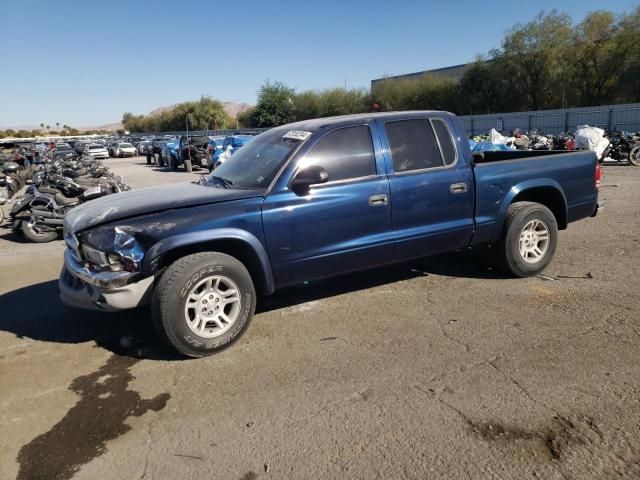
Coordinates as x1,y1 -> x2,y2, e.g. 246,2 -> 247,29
1,0 -> 636,127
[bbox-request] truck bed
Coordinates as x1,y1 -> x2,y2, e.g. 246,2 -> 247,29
470,150 -> 599,245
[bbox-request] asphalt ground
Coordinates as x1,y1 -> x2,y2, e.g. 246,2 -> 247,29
0,157 -> 639,479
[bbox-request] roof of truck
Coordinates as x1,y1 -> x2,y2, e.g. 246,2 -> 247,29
279,110 -> 454,132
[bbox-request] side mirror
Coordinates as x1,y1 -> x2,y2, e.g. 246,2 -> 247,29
291,165 -> 329,193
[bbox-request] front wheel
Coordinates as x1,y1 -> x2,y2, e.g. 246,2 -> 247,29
21,218 -> 58,243
152,252 -> 256,357
495,202 -> 558,277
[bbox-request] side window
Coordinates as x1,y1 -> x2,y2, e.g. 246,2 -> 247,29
385,119 -> 444,172
431,118 -> 457,166
302,125 -> 376,182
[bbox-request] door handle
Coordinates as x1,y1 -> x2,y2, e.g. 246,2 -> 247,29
368,194 -> 388,206
449,182 -> 468,194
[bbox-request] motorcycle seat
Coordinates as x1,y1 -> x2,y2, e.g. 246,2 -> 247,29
39,186 -> 61,195
54,193 -> 79,206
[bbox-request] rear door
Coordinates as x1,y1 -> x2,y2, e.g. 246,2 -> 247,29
375,116 -> 474,260
262,124 -> 393,287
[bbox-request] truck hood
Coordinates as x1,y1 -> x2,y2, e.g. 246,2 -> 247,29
65,183 -> 263,232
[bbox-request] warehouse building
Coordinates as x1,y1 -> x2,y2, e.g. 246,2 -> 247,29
371,62 -> 475,90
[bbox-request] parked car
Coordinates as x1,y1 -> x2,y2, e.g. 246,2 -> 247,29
138,141 -> 153,156
59,111 -> 601,357
210,135 -> 254,170
84,144 -> 109,159
53,144 -> 77,160
75,141 -> 90,155
160,139 -> 179,167
113,142 -> 138,157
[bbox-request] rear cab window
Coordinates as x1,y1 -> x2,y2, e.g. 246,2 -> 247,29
385,117 -> 457,173
301,125 -> 376,183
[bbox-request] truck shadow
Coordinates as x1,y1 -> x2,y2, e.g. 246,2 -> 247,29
259,250 -> 505,312
0,251 -> 503,360
0,279 -> 180,360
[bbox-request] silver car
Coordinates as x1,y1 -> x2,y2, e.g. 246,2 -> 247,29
113,142 -> 138,157
84,144 -> 109,159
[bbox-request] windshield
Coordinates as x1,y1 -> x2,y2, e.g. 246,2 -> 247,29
120,143 -> 133,148
89,145 -> 103,150
203,128 -> 307,190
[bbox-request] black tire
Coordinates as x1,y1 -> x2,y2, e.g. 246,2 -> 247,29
151,252 -> 256,357
21,219 -> 58,243
495,201 -> 558,277
629,146 -> 640,166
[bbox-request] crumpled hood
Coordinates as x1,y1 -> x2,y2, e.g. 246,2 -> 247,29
65,183 -> 262,232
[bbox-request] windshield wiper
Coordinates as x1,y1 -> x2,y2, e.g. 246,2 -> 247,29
208,175 -> 234,189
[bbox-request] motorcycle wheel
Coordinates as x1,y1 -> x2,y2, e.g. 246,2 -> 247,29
629,146 -> 640,166
21,219 -> 58,243
0,207 -> 4,224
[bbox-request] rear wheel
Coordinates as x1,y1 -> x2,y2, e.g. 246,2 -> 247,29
152,252 -> 256,357
629,146 -> 640,166
495,202 -> 558,277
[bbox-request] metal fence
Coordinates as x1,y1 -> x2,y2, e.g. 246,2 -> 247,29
459,103 -> 640,136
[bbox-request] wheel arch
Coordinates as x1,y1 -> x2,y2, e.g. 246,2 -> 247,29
143,228 -> 275,295
492,180 -> 568,242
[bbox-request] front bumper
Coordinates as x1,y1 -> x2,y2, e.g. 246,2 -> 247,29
59,250 -> 154,311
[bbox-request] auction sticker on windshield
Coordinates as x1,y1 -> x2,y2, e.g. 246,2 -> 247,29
283,130 -> 312,141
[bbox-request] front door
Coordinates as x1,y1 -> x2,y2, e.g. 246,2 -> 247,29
262,124 -> 394,287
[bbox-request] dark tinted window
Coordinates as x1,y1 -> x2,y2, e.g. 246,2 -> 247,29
302,125 -> 376,182
385,119 -> 444,172
431,119 -> 456,166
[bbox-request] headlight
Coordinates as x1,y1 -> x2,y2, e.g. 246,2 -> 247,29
80,225 -> 146,272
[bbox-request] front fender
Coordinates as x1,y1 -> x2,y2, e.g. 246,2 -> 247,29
143,228 -> 275,294
10,193 -> 34,216
492,179 -> 567,242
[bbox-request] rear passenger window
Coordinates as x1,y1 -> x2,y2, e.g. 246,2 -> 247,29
431,119 -> 456,166
385,119 -> 444,172
302,125 -> 376,182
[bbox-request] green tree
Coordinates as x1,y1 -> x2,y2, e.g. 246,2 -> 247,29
236,108 -> 256,128
568,11 -> 629,106
617,7 -> 640,102
498,11 -> 572,110
250,81 -> 295,127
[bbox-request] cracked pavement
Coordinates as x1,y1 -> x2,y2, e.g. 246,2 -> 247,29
0,159 -> 639,479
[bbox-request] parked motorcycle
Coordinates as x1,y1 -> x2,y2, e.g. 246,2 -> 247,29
10,182 -> 111,242
9,151 -> 130,242
601,131 -> 640,166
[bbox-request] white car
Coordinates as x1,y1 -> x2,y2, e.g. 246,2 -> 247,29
84,144 -> 109,159
113,142 -> 138,157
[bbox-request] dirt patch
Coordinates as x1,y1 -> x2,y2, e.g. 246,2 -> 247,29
468,415 -> 597,461
16,354 -> 170,480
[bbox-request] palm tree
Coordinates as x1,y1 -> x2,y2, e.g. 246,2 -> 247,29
39,123 -> 44,132
46,125 -> 50,131
56,122 -> 60,130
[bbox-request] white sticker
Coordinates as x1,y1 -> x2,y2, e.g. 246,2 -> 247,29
283,130 -> 312,141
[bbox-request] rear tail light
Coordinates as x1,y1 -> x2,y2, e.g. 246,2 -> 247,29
595,162 -> 602,189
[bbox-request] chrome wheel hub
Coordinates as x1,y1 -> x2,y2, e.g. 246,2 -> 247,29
519,219 -> 550,264
184,275 -> 241,338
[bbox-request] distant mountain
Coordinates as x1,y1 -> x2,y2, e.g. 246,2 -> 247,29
1,101 -> 254,133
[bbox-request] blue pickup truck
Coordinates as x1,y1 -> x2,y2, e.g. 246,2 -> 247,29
59,111 -> 601,357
